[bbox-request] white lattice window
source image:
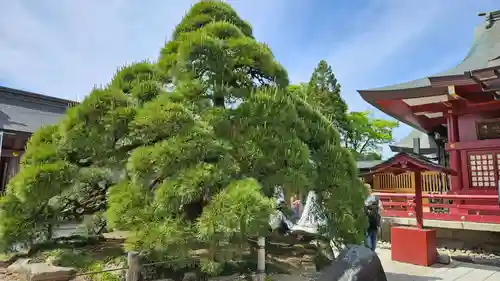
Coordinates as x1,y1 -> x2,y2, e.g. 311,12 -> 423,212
469,153 -> 497,188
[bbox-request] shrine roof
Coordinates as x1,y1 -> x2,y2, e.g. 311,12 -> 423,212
363,152 -> 457,176
358,10 -> 500,101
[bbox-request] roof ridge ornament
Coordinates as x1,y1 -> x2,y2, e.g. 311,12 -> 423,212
478,11 -> 500,29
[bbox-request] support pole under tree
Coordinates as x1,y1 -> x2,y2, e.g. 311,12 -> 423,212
0,131 -> 3,194
257,236 -> 266,281
126,252 -> 140,281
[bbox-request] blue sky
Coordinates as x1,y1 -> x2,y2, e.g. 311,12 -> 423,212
0,0 -> 499,158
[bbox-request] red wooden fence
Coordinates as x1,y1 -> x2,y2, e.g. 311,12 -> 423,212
372,192 -> 500,224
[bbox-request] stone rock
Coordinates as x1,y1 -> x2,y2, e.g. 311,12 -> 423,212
317,245 -> 387,281
102,231 -> 130,242
436,253 -> 451,265
183,272 -> 197,281
9,260 -> 75,281
208,274 -> 240,281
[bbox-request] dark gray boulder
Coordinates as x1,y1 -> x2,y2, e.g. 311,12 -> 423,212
317,245 -> 387,281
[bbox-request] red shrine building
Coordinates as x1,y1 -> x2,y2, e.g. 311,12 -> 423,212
357,10 -> 500,265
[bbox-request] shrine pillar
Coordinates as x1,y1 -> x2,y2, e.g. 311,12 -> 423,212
447,111 -> 462,193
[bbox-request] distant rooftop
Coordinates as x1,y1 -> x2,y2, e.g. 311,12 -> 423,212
0,86 -> 77,133
0,86 -> 77,106
357,160 -> 384,170
390,129 -> 438,155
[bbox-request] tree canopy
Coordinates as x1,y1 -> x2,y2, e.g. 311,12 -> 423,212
344,111 -> 399,160
0,0 -> 367,274
291,60 -> 399,161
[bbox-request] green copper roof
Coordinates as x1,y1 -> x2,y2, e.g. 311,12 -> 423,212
389,129 -> 438,155
356,160 -> 384,170
361,10 -> 500,93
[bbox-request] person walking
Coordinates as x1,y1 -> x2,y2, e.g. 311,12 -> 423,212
365,195 -> 381,251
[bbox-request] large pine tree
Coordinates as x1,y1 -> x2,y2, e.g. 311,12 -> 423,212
0,1 -> 366,274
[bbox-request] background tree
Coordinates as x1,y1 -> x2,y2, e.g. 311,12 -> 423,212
290,60 -> 349,133
290,61 -> 399,161
0,1 -> 367,274
343,111 -> 399,160
308,61 -> 348,130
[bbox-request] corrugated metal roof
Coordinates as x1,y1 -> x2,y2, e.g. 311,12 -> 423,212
360,10 -> 500,93
0,86 -> 74,133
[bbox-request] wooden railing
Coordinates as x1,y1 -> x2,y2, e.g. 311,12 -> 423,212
373,192 -> 500,224
372,171 -> 450,194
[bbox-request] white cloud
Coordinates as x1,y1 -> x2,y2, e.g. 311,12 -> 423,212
0,0 -> 465,105
0,0 -> 291,101
287,1 -> 459,94
327,2 -> 447,82
280,1 -> 491,158
0,0 -> 194,100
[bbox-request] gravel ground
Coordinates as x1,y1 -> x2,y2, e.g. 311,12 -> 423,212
0,267 -> 18,281
209,273 -> 321,281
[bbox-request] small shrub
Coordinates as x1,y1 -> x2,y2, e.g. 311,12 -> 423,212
45,248 -> 94,269
0,251 -> 18,263
86,261 -> 122,281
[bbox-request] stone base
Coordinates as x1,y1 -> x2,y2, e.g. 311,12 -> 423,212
391,226 -> 437,266
380,217 -> 500,252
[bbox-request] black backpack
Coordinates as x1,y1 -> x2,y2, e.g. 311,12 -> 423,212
367,208 -> 380,230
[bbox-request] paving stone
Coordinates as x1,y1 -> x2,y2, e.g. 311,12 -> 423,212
8,259 -> 76,281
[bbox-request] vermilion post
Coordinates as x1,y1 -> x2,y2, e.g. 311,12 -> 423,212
447,103 -> 462,194
414,171 -> 424,229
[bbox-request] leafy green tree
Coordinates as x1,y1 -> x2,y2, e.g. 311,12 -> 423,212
344,111 -> 399,160
0,1 -> 367,274
356,152 -> 383,161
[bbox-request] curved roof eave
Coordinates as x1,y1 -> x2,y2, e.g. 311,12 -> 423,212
360,97 -> 430,133
358,83 -> 444,103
